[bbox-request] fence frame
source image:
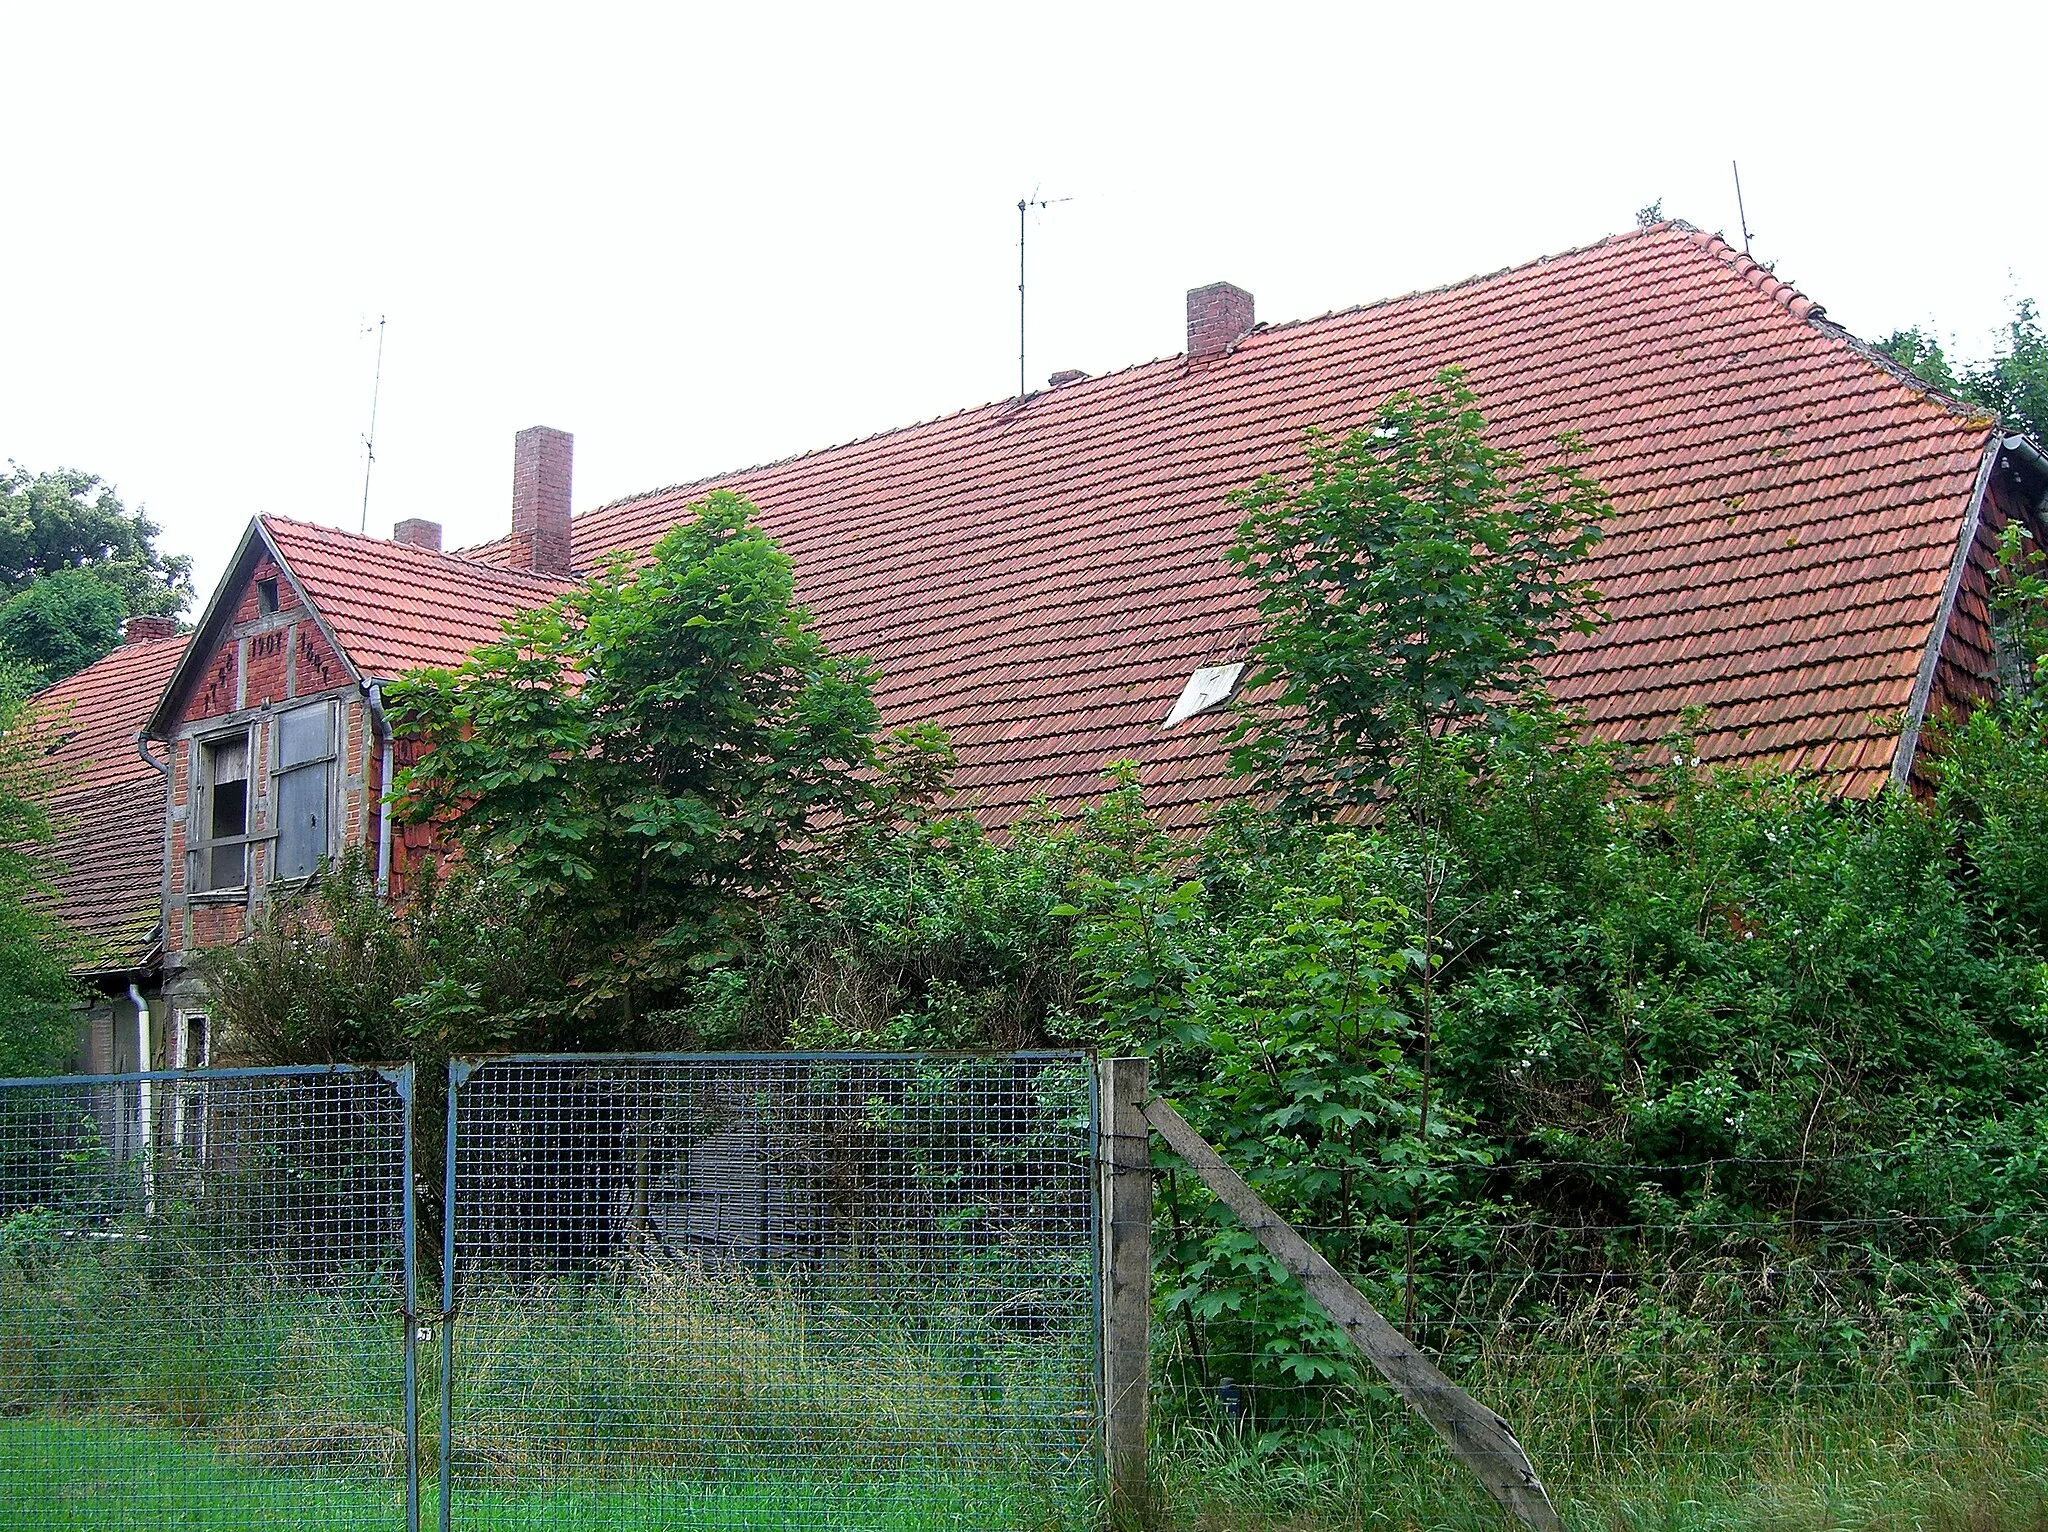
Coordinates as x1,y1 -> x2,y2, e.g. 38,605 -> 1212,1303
0,1060 -> 420,1527
438,1049 -> 1106,1531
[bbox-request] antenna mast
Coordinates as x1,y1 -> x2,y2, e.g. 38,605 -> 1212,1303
358,316 -> 386,532
1016,191 -> 1070,401
1731,161 -> 1753,257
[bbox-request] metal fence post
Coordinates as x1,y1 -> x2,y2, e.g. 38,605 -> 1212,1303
1096,1056 -> 1151,1527
439,1059 -> 474,1532
382,1063 -> 421,1532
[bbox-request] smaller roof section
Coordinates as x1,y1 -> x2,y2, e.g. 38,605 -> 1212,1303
24,628 -> 190,975
28,629 -> 189,797
260,515 -> 579,679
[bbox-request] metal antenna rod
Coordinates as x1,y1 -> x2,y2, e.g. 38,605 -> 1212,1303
1016,191 -> 1071,401
359,315 -> 386,532
1732,161 -> 1753,257
1018,198 -> 1027,400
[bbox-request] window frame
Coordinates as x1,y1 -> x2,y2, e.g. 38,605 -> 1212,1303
269,699 -> 338,886
187,725 -> 266,898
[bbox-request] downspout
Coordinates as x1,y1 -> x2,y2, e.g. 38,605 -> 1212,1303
365,683 -> 394,900
127,982 -> 154,1217
135,732 -> 170,781
130,736 -> 171,1212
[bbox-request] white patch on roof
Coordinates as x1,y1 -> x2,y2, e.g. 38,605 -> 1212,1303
1163,662 -> 1246,728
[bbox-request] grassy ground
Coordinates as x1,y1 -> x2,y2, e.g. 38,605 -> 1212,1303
8,1399 -> 2048,1531
0,1417 -> 1075,1531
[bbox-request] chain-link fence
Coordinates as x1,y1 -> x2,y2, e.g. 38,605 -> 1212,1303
1146,1145 -> 2048,1528
440,1052 -> 1100,1532
0,1065 -> 416,1530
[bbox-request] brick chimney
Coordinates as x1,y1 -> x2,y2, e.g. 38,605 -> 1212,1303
1186,282 -> 1255,363
124,615 -> 177,644
511,426 -> 574,576
393,518 -> 443,552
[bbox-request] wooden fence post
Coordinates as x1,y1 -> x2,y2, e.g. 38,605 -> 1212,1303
1096,1056 -> 1151,1528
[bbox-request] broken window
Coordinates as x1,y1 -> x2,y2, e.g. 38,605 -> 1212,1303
272,701 -> 334,882
190,731 -> 251,892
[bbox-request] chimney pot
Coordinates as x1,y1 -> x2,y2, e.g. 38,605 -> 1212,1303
393,518 -> 443,552
1186,281 -> 1255,363
124,615 -> 177,645
511,426 -> 574,576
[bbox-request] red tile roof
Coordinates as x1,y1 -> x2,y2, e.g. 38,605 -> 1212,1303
25,634 -> 189,969
541,224 -> 1996,820
260,515 -> 578,678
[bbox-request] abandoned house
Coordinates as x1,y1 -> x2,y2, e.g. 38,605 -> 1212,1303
27,221 -> 2048,1071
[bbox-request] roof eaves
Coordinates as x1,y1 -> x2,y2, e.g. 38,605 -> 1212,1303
1892,433 -> 2003,786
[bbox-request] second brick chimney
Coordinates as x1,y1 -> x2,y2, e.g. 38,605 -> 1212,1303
393,518 -> 443,552
124,615 -> 178,645
512,426 -> 574,576
1186,282 -> 1255,364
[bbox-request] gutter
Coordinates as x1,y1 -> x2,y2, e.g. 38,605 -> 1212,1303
365,683 -> 394,900
2003,432 -> 2048,488
1892,436 -> 2003,788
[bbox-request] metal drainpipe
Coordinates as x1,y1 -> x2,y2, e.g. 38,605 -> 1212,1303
365,683 -> 394,900
127,982 -> 154,1217
134,732 -> 170,779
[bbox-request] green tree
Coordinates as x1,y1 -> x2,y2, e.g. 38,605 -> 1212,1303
0,463 -> 192,683
0,569 -> 130,685
1875,298 -> 2048,446
1224,366 -> 1609,810
388,490 -> 882,1039
0,667 -> 80,1074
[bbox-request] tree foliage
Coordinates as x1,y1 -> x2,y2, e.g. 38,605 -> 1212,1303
198,848 -> 573,1068
0,668 -> 80,1075
1875,297 -> 2048,447
388,491 -> 882,1037
0,463 -> 192,684
1225,366 -> 1608,808
0,569 -> 130,686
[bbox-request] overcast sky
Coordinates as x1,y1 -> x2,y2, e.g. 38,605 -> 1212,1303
6,3 -> 2043,607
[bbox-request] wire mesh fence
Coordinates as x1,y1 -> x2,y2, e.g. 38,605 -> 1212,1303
0,1065 -> 416,1531
440,1052 -> 1100,1532
1145,1145 -> 2048,1527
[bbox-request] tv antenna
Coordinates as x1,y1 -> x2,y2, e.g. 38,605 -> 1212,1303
1731,161 -> 1753,257
1017,189 -> 1071,400
358,315 -> 386,532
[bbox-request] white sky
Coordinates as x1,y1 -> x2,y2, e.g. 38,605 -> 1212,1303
5,2 -> 2043,609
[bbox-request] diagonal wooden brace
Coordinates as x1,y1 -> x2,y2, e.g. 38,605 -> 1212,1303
1143,1094 -> 1562,1532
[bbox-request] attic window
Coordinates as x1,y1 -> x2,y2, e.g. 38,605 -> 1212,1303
272,701 -> 335,883
189,731 -> 252,893
256,578 -> 279,615
1163,662 -> 1247,727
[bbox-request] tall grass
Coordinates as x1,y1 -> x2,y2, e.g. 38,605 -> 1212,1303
10,1208 -> 2048,1530
446,1256 -> 1091,1494
0,1220 -> 1096,1527
1152,1362 -> 2048,1531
